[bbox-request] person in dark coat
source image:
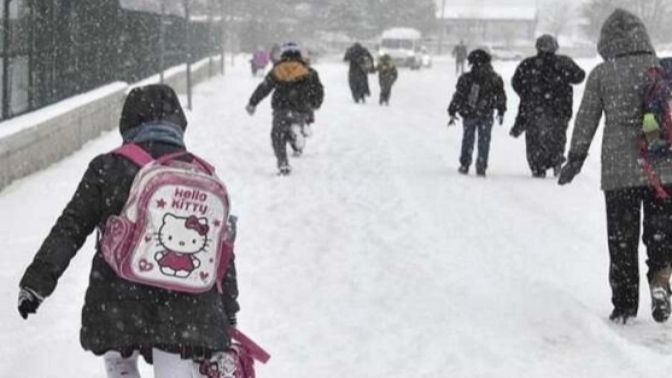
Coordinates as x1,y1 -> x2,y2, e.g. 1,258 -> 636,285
375,54 -> 398,106
448,49 -> 507,177
344,42 -> 374,103
246,42 -> 325,175
452,40 -> 468,75
511,34 -> 585,178
17,84 -> 240,377
559,9 -> 672,324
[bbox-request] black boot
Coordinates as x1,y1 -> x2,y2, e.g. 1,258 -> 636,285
650,267 -> 672,323
609,308 -> 637,324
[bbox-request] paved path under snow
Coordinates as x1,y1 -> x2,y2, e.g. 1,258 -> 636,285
3,57 -> 672,377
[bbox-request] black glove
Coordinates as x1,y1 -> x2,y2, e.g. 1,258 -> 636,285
496,113 -> 504,126
558,154 -> 587,185
448,115 -> 458,127
18,287 -> 43,319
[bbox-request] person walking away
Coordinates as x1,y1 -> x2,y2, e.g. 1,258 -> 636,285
246,42 -> 325,175
558,9 -> 672,324
17,84 -> 241,377
511,34 -> 585,178
344,42 -> 374,103
452,40 -> 468,75
448,49 -> 507,177
250,47 -> 270,76
376,54 -> 398,106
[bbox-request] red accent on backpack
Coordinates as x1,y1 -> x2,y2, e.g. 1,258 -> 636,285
199,328 -> 270,378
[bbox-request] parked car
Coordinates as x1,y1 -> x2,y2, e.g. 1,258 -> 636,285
477,45 -> 523,61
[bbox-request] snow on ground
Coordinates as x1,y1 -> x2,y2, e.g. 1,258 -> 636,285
3,56 -> 672,377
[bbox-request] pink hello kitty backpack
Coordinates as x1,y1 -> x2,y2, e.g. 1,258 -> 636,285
100,143 -> 234,293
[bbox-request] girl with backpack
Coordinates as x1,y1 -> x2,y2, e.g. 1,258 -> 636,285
17,84 -> 241,377
448,49 -> 507,177
559,9 -> 672,325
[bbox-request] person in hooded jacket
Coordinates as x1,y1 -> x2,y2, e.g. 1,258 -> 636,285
448,49 -> 507,177
344,42 -> 374,103
559,9 -> 672,324
511,35 -> 585,178
246,42 -> 324,175
17,84 -> 240,378
375,54 -> 398,106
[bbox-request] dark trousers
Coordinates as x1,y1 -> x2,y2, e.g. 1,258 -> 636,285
379,84 -> 392,104
525,115 -> 569,173
605,186 -> 672,314
460,117 -> 493,172
271,111 -> 306,167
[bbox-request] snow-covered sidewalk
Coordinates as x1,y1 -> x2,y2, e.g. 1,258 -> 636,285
3,57 -> 672,377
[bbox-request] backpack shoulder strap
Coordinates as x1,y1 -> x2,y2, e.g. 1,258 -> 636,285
112,143 -> 154,167
229,328 -> 271,363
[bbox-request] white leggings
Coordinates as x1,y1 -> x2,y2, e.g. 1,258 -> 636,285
104,349 -> 205,378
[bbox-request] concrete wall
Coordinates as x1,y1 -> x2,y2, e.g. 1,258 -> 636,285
0,55 -> 224,192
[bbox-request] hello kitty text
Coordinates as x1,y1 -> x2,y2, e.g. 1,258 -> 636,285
171,187 -> 209,215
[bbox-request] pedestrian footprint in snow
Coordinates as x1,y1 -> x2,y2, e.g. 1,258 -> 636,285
447,49 -> 507,177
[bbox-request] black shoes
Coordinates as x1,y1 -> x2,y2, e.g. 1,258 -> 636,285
609,308 -> 637,324
278,162 -> 292,176
458,166 -> 469,175
651,287 -> 671,323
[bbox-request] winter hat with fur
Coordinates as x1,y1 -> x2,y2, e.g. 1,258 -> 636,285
119,84 -> 188,137
536,34 -> 559,54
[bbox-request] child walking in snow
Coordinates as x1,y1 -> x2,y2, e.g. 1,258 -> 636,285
18,84 -> 240,378
448,49 -> 507,177
246,42 -> 325,176
376,54 -> 398,106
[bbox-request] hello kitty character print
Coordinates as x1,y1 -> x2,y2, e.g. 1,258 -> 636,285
155,214 -> 210,278
100,144 -> 234,293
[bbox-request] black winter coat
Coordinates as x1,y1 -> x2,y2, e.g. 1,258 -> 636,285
344,44 -> 374,98
249,57 -> 324,114
448,64 -> 507,119
376,62 -> 398,89
511,53 -> 585,134
20,140 -> 239,361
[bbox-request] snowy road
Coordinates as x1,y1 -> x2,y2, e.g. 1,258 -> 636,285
3,57 -> 672,377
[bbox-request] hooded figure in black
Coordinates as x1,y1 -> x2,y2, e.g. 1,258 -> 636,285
246,42 -> 325,175
511,35 -> 585,177
344,42 -> 374,103
18,84 -> 240,376
448,49 -> 507,176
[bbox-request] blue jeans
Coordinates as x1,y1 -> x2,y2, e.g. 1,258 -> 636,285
460,117 -> 493,171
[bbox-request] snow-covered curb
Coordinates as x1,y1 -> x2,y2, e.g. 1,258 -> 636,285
0,55 -> 224,191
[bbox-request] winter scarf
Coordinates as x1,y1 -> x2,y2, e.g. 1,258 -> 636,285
122,122 -> 185,148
